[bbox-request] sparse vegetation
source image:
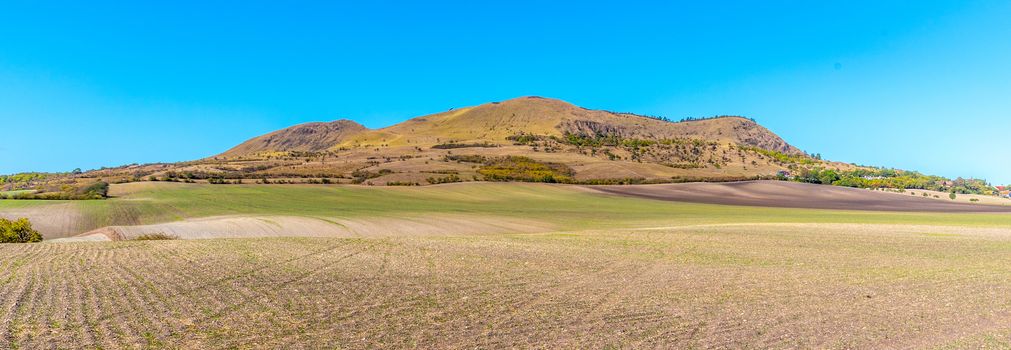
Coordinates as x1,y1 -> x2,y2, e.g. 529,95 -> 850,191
0,180 -> 109,200
739,145 -> 814,165
431,142 -> 498,149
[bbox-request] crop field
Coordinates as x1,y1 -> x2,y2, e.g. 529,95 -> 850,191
2,182 -> 1011,348
4,182 -> 1011,239
3,223 -> 1011,348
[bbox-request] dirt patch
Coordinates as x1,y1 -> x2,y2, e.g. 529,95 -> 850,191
590,180 -> 1011,212
63,214 -> 557,241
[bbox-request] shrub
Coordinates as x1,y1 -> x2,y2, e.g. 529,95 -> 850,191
431,142 -> 498,149
444,155 -> 487,163
478,156 -> 574,183
427,174 -> 462,184
78,181 -> 109,198
0,218 -> 43,243
385,181 -> 419,186
949,192 -> 957,200
133,233 -> 177,241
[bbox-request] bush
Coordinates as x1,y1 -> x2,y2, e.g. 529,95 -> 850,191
478,156 -> 574,183
78,181 -> 109,198
431,142 -> 498,149
133,233 -> 177,240
427,174 -> 462,184
0,218 -> 43,243
949,192 -> 957,200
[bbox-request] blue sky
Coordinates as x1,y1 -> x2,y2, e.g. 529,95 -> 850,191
2,1 -> 1009,184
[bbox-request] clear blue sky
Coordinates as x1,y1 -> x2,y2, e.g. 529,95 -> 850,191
2,1 -> 1009,184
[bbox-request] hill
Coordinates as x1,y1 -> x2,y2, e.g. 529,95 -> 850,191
220,96 -> 799,157
219,119 -> 367,157
33,95 -> 1010,196
141,96 -> 820,186
5,96 -> 1002,195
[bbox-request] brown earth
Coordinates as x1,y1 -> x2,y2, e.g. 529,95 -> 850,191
591,180 -> 1011,212
0,203 -> 83,235
54,214 -> 557,242
4,223 -> 1011,348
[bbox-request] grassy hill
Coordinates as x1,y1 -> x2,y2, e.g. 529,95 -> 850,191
170,96 -> 825,186
324,97 -> 799,153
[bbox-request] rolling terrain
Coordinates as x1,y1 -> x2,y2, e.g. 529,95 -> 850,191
595,180 -> 1011,212
3,97 -> 1011,348
3,181 -> 1010,240
2,182 -> 1011,348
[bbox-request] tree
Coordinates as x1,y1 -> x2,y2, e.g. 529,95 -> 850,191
0,218 -> 43,243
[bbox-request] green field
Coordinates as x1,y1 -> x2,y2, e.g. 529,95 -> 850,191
4,182 -> 1011,238
2,182 -> 1011,348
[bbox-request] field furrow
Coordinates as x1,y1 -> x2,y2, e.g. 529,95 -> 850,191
2,221 -> 1011,348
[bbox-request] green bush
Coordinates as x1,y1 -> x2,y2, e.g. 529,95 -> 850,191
78,181 -> 109,198
0,218 -> 43,243
478,156 -> 574,183
427,174 -> 462,184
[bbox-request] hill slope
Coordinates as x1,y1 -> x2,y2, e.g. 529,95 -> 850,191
219,97 -> 799,156
58,96 -> 846,187
219,119 -> 367,157
391,96 -> 797,153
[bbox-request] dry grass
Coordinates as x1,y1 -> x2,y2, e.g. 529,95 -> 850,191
3,223 -> 1011,348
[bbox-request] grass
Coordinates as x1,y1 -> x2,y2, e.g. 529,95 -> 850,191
67,182 -> 1011,231
5,181 -> 1011,240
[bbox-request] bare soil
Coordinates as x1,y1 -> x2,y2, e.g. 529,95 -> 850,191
4,223 -> 1011,348
591,180 -> 1011,212
55,214 -> 557,242
0,203 -> 83,236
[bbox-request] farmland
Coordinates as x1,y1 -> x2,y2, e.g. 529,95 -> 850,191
4,182 -> 1011,240
2,182 -> 1011,348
